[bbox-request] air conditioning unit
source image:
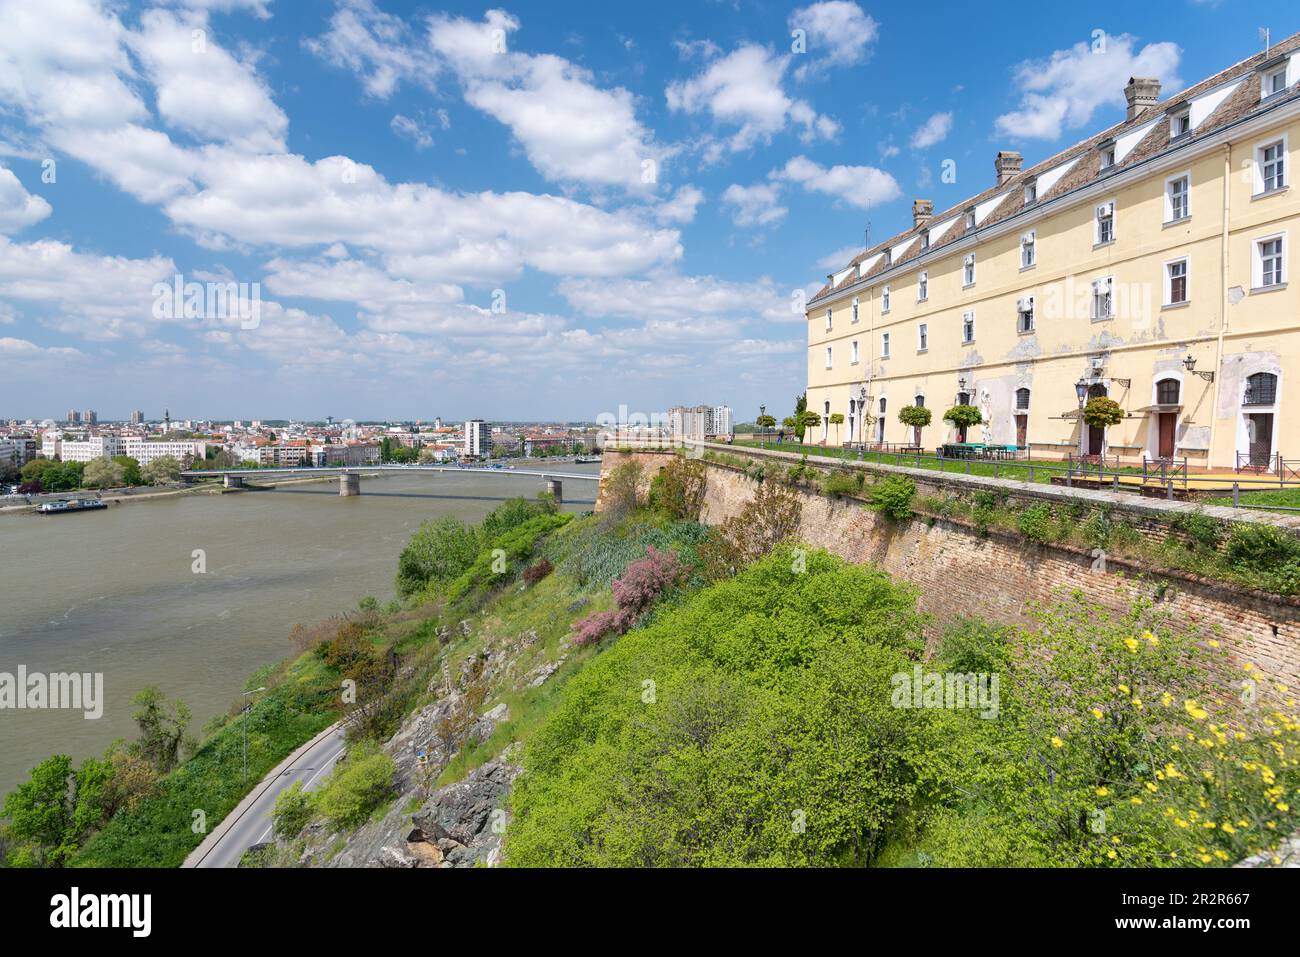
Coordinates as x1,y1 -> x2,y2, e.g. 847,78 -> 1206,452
1091,357 -> 1106,372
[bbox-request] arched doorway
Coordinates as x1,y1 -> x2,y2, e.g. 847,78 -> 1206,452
1154,377 -> 1180,459
1086,383 -> 1107,455
1015,388 -> 1030,447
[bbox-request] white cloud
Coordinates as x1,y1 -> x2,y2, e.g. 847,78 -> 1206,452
390,114 -> 432,149
559,273 -> 793,325
909,111 -> 953,149
128,9 -> 289,153
814,245 -> 860,270
788,2 -> 879,80
772,156 -> 900,210
305,0 -> 436,98
425,11 -> 668,191
654,185 -> 704,225
0,165 -> 52,233
0,336 -> 84,358
995,34 -> 1181,140
721,182 -> 786,227
666,43 -> 839,154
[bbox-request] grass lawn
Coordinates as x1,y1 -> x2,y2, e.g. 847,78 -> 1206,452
1204,487 -> 1300,512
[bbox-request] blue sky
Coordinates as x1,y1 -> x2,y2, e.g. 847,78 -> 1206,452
0,0 -> 1289,422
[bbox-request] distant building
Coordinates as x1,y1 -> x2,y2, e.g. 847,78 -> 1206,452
131,410 -> 144,425
42,433 -> 121,462
464,419 -> 490,458
82,409 -> 97,426
121,437 -> 208,466
66,410 -> 80,425
667,405 -> 733,441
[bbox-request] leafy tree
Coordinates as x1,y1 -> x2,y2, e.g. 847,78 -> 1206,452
699,480 -> 803,580
395,517 -> 481,597
112,455 -> 143,485
648,456 -> 707,522
828,412 -> 845,445
603,459 -> 644,518
142,455 -> 181,485
897,405 -> 932,445
1082,396 -> 1125,429
83,457 -> 125,489
130,686 -> 192,773
943,404 -> 982,442
798,410 -> 821,442
272,782 -> 315,841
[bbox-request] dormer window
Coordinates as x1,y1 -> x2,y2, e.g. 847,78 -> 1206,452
882,248 -> 892,267
964,207 -> 976,229
1170,109 -> 1191,139
1264,65 -> 1289,99
919,229 -> 930,251
1023,180 -> 1037,204
1099,144 -> 1116,170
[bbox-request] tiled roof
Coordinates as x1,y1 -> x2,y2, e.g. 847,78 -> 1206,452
810,31 -> 1300,305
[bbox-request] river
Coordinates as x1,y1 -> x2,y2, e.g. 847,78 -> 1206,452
0,466 -> 600,796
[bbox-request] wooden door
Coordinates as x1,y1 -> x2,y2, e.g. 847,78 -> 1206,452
1015,415 -> 1027,447
1249,414 -> 1273,467
1158,413 -> 1175,459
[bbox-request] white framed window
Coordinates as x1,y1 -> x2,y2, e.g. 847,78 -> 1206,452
1164,172 -> 1190,222
825,345 -> 833,369
962,310 -> 975,343
1255,136 -> 1287,194
851,297 -> 859,323
1020,230 -> 1036,268
881,285 -> 891,313
851,339 -> 859,364
964,208 -> 976,229
1254,233 -> 1286,288
1100,145 -> 1116,169
881,332 -> 890,358
825,307 -> 833,330
1095,201 -> 1115,245
1165,258 -> 1188,305
917,322 -> 928,352
917,271 -> 928,301
1092,276 -> 1114,319
1017,296 -> 1035,333
1024,181 -> 1037,204
1263,65 -> 1289,99
1170,110 -> 1191,139
963,253 -> 976,286
1015,387 -> 1031,411
920,229 -> 930,251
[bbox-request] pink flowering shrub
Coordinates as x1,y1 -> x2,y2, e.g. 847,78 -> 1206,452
571,546 -> 686,647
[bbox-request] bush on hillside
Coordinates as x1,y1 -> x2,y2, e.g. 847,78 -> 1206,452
395,517 -> 481,597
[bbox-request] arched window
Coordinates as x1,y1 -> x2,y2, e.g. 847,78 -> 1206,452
1245,372 -> 1278,406
1015,387 -> 1031,410
957,391 -> 970,406
914,394 -> 925,408
1156,378 -> 1180,405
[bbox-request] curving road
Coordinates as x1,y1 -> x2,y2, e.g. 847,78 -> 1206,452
184,723 -> 348,868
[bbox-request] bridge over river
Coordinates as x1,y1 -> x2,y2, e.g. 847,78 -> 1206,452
182,464 -> 600,501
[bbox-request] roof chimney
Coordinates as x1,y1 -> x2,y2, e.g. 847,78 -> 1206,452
1124,76 -> 1161,120
994,150 -> 1022,186
912,199 -> 934,229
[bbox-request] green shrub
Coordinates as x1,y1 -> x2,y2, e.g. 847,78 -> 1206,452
1226,522 -> 1300,572
1174,509 -> 1223,551
1017,503 -> 1056,544
647,456 -> 707,521
447,513 -> 573,605
936,617 -> 1010,673
315,741 -> 395,831
868,475 -> 916,519
1080,509 -> 1113,549
480,495 -> 557,542
820,470 -> 864,498
395,517 -> 481,597
272,781 -> 315,840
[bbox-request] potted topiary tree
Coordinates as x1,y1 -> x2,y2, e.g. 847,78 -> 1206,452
943,404 -> 982,443
1082,396 -> 1125,429
897,405 -> 932,447
828,412 -> 845,445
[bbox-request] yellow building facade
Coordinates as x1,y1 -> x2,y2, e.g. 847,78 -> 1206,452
806,42 -> 1300,471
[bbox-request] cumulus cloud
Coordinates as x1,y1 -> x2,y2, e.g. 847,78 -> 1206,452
772,156 -> 900,210
304,0 -> 437,98
666,43 -> 839,156
0,165 -> 52,233
994,34 -> 1181,140
390,113 -> 432,148
559,273 -> 793,325
909,111 -> 953,149
788,1 -> 879,80
721,182 -> 787,227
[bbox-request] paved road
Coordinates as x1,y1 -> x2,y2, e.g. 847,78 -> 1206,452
187,724 -> 348,868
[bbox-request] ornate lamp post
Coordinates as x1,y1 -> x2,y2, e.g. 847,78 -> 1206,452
1183,353 -> 1215,382
759,404 -> 767,446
